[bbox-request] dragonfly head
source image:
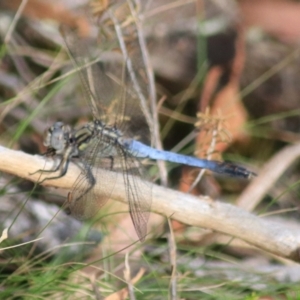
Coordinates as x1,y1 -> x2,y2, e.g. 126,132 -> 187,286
44,122 -> 71,155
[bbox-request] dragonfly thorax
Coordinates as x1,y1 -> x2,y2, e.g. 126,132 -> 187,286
73,121 -> 124,158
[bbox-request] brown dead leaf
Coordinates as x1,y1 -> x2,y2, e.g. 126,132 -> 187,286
177,26 -> 249,235
197,25 -> 249,156
240,0 -> 300,44
200,66 -> 223,112
178,24 -> 249,207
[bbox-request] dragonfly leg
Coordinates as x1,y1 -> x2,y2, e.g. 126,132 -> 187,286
32,156 -> 70,184
30,157 -> 63,176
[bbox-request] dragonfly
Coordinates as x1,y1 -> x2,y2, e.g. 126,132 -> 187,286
35,22 -> 255,241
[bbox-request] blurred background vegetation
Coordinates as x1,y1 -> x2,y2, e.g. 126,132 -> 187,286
1,0 -> 300,299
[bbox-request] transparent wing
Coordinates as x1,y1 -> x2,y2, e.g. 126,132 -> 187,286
66,139 -> 118,220
61,25 -> 104,120
119,150 -> 152,241
61,22 -> 151,145
66,137 -> 152,241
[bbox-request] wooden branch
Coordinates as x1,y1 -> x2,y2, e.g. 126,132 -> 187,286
1,145 -> 300,262
237,143 -> 300,211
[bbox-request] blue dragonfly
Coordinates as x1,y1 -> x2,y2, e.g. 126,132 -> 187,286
38,21 -> 254,241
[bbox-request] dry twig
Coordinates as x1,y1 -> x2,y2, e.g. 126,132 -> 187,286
1,146 -> 300,262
